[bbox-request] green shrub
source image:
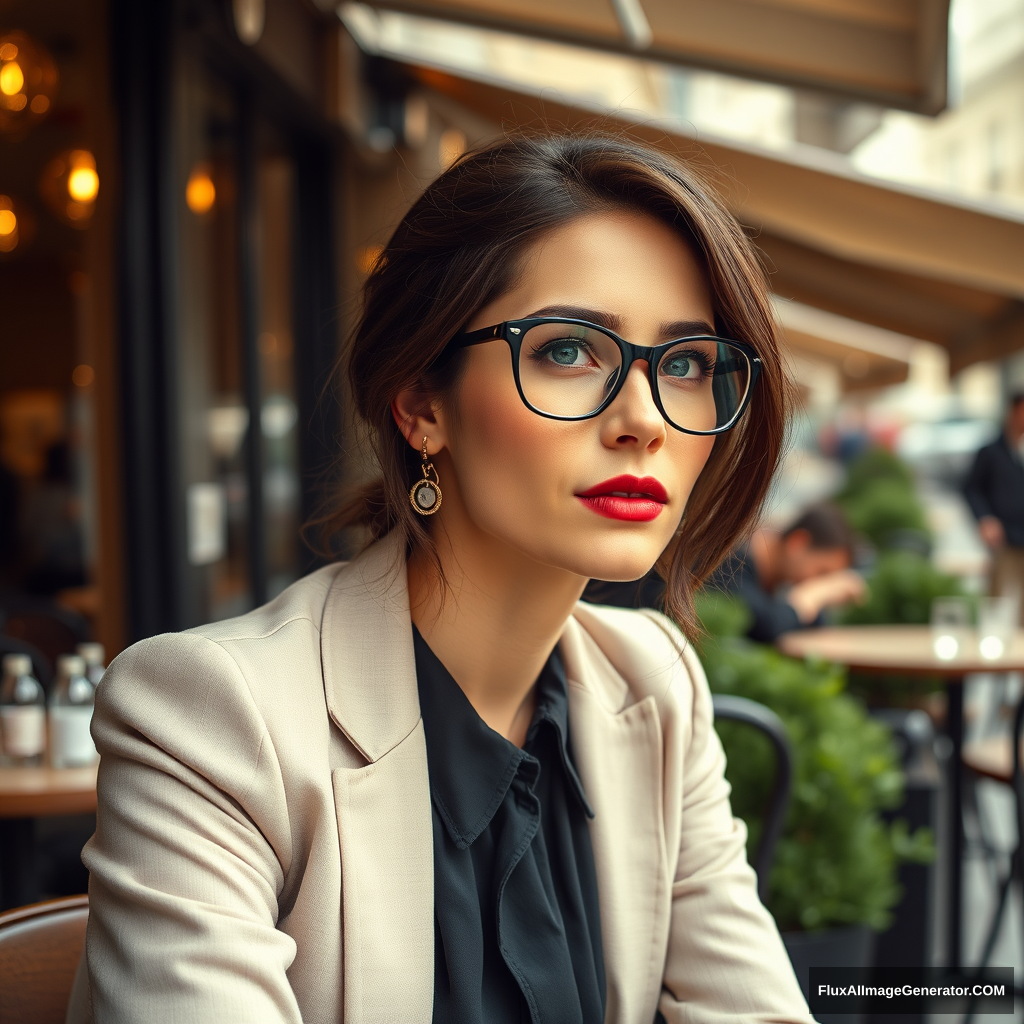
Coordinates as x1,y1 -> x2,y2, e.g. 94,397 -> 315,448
833,447 -> 929,550
839,481 -> 929,549
836,446 -> 917,502
696,591 -> 934,932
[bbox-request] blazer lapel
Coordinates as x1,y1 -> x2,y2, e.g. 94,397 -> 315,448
562,612 -> 673,1024
322,535 -> 434,1024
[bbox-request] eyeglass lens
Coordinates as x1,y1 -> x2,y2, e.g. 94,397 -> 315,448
516,322 -> 751,432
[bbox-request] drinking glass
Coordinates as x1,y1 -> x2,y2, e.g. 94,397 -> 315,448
977,595 -> 1018,661
931,597 -> 971,661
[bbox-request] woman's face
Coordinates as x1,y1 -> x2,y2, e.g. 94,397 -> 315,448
430,209 -> 718,583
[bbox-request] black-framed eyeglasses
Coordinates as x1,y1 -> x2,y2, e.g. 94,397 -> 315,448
448,317 -> 761,435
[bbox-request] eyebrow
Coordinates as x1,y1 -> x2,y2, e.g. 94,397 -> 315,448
526,304 -> 715,339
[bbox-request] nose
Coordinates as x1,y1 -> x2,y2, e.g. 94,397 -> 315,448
598,359 -> 667,452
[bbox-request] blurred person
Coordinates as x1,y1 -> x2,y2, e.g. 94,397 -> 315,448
964,391 -> 1024,614
21,440 -> 86,595
715,503 -> 865,642
70,134 -> 812,1024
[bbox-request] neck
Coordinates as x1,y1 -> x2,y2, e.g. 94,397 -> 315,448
407,520 -> 586,745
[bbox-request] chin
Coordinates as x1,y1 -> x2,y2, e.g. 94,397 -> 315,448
556,543 -> 665,585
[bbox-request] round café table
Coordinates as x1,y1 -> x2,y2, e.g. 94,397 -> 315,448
778,625 -> 1024,974
0,765 -> 97,910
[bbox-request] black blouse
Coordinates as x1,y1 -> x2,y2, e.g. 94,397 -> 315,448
413,626 -> 606,1024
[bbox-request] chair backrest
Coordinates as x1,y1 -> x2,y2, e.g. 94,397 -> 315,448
1013,695 -> 1024,866
711,693 -> 793,905
0,895 -> 88,1024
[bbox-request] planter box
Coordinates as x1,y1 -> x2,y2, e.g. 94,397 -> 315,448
783,924 -> 875,1024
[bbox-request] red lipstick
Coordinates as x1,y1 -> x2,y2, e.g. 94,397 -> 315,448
576,475 -> 668,522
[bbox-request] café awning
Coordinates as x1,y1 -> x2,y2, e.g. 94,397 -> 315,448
775,299 -> 914,393
354,0 -> 951,113
407,63 -> 1024,374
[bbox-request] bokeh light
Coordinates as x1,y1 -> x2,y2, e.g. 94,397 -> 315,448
40,150 -> 99,227
932,634 -> 959,661
72,364 -> 95,388
68,162 -> 100,203
0,61 -> 24,96
438,128 -> 466,170
186,164 -> 216,214
0,31 -> 58,137
0,194 -> 18,252
979,635 -> 1005,660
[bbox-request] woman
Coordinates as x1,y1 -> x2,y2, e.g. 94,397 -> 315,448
70,133 -> 812,1023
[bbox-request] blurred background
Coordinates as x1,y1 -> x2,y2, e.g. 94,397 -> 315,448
1,0 -> 1024,1017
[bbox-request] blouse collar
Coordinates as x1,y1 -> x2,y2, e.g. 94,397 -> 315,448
413,626 -> 593,851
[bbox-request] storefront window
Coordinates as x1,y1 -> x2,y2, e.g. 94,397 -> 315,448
175,58 -> 302,624
255,137 -> 301,600
177,64 -> 251,622
0,1 -> 116,665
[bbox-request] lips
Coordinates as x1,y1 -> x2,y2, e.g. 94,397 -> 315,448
576,475 -> 668,522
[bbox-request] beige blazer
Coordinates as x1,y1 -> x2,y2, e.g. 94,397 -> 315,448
68,533 -> 812,1024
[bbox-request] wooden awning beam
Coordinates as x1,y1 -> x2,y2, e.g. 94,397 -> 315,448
352,0 -> 950,113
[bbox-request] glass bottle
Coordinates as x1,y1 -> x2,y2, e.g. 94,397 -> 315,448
49,653 -> 98,768
0,653 -> 46,767
76,642 -> 106,686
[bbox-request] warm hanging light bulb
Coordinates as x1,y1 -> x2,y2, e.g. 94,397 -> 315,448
185,163 -> 216,214
0,31 -> 58,137
0,195 -> 18,252
0,194 -> 33,254
0,60 -> 24,96
40,150 -> 99,227
67,153 -> 99,203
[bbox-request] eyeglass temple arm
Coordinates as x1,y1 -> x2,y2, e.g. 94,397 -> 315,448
449,323 -> 504,349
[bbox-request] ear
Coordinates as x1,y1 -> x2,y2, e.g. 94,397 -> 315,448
391,388 -> 449,456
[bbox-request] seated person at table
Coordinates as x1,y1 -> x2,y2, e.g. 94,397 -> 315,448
717,502 -> 864,642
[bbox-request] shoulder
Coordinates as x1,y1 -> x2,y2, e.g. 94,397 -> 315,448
977,439 -> 1008,463
109,561 -> 346,688
97,563 -> 347,750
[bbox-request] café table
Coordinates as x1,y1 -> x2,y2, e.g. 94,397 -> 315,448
777,625 -> 1024,974
0,765 -> 98,910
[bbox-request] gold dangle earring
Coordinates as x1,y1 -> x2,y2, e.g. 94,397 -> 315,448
409,437 -> 443,516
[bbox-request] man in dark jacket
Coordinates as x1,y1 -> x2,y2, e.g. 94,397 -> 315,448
964,393 -> 1024,613
711,502 -> 865,643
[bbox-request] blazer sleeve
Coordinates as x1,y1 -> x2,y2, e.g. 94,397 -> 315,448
653,624 -> 814,1023
72,632 -> 302,1024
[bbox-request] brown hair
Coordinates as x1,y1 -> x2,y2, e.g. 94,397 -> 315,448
324,131 -> 792,638
784,503 -> 854,554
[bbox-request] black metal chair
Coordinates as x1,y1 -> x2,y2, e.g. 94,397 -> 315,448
962,693 -> 1024,1022
712,693 -> 793,904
